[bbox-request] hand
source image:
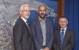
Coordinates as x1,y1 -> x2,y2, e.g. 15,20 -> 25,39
43,47 -> 49,50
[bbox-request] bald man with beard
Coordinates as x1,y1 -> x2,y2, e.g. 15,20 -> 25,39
31,4 -> 53,50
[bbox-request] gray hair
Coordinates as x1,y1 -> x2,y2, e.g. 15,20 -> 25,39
19,4 -> 30,12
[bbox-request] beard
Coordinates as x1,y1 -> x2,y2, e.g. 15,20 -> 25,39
39,13 -> 46,19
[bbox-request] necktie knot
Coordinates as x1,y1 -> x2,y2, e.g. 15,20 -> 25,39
61,28 -> 64,32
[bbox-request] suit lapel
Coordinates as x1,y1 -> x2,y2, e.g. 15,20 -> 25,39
63,28 -> 69,45
36,18 -> 43,44
46,19 -> 49,44
19,17 -> 31,36
57,29 -> 61,45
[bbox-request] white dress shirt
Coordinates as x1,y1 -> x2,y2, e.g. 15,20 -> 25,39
39,17 -> 46,46
60,27 -> 67,37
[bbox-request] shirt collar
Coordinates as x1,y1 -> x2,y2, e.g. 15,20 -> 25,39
39,17 -> 46,22
21,17 -> 27,23
60,27 -> 67,31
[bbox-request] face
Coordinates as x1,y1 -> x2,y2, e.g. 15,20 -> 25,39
38,6 -> 47,19
20,5 -> 30,19
59,18 -> 68,28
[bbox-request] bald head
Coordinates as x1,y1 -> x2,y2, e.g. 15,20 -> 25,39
38,4 -> 48,19
38,4 -> 47,11
20,4 -> 30,19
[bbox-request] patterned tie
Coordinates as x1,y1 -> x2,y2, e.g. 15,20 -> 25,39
60,28 -> 64,44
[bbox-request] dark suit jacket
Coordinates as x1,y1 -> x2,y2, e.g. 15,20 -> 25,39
31,17 -> 53,50
53,27 -> 74,50
13,18 -> 34,50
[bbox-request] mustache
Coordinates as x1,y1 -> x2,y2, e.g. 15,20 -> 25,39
40,13 -> 45,15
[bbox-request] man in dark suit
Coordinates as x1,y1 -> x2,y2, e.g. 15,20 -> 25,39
13,4 -> 34,50
31,4 -> 53,50
53,17 -> 74,50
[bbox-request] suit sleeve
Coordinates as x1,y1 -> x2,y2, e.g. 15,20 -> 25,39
64,30 -> 75,50
53,30 -> 60,50
13,23 -> 23,50
31,23 -> 41,50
